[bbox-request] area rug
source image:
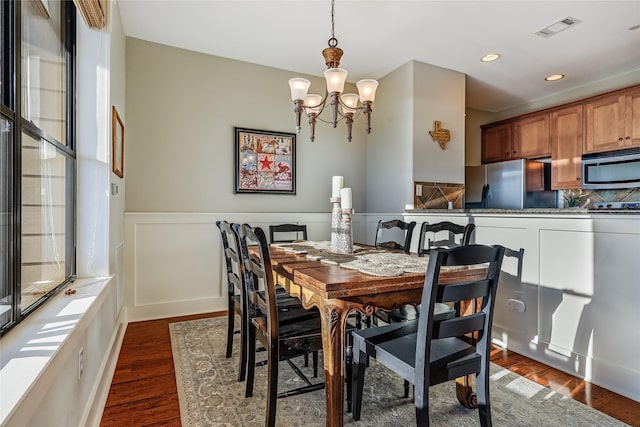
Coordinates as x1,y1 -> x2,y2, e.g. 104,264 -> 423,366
169,317 -> 627,427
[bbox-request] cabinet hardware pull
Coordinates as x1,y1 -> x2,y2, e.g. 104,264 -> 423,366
625,136 -> 631,140
618,137 -> 624,142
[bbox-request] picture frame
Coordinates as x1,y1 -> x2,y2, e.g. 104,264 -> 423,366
112,106 -> 124,178
234,127 -> 296,194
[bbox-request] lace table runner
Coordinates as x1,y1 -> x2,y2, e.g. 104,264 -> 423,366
271,241 -> 429,277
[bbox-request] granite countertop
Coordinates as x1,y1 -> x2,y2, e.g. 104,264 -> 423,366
406,208 -> 640,215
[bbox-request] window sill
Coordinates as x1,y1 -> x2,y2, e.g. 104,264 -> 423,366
0,276 -> 112,424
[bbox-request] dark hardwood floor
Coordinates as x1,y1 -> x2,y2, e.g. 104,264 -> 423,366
100,312 -> 640,426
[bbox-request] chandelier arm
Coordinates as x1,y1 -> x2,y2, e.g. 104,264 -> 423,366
362,101 -> 373,134
308,113 -> 318,142
330,92 -> 340,128
345,113 -> 353,142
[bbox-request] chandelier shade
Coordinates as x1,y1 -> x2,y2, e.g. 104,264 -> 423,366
288,0 -> 378,142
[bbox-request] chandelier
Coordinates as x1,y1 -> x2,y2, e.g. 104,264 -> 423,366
288,0 -> 379,142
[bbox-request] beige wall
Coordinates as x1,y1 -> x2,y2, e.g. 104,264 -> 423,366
125,38 -> 367,213
365,62 -> 414,213
412,61 -> 466,184
465,107 -> 494,166
366,61 -> 466,212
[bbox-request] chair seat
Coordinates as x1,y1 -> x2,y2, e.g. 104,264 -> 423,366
352,321 -> 478,383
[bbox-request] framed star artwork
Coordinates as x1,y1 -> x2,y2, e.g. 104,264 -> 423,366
233,127 -> 296,194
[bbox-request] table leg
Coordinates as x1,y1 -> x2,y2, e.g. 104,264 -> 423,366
318,302 -> 349,427
456,298 -> 480,409
456,375 -> 478,408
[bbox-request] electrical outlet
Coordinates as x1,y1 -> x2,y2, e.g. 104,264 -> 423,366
78,347 -> 84,380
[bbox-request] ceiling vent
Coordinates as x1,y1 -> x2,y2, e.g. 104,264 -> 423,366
535,16 -> 582,38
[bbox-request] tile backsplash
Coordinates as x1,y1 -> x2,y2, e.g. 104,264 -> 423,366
580,188 -> 640,207
414,181 -> 464,209
413,182 -> 640,209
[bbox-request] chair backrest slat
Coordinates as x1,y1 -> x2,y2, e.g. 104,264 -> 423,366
434,312 -> 486,339
440,279 -> 491,303
417,221 -> 475,256
375,219 -> 416,254
269,223 -> 308,243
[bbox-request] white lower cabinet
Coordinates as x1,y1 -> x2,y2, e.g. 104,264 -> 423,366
404,211 -> 640,402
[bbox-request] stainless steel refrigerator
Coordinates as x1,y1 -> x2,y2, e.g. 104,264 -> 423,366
465,159 -> 558,209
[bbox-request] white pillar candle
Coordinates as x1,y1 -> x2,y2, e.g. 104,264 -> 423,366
332,176 -> 344,198
340,187 -> 352,209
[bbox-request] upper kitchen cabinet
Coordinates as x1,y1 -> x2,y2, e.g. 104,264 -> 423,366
482,114 -> 551,164
584,86 -> 640,154
514,114 -> 551,159
551,105 -> 583,190
481,122 -> 513,163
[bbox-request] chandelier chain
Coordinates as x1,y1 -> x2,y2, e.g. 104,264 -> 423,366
330,0 -> 336,43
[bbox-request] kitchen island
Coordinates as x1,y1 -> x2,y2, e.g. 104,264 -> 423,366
403,209 -> 639,403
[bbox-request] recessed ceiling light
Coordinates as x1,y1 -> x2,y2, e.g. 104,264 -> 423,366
481,53 -> 500,62
545,74 -> 565,82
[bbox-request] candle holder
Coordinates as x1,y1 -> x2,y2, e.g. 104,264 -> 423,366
334,208 -> 353,254
330,196 -> 341,252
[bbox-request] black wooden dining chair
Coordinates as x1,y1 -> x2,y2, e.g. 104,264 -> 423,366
216,220 -> 249,382
351,244 -> 506,426
235,223 -> 325,427
379,221 -> 476,326
368,219 -> 418,329
417,221 -> 475,256
374,219 -> 416,253
269,223 -> 307,243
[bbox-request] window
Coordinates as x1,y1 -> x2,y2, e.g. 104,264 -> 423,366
0,0 -> 75,335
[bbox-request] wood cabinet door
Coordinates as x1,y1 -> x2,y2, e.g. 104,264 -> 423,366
624,87 -> 640,148
525,160 -> 545,192
514,114 -> 550,158
481,123 -> 512,163
584,94 -> 626,153
551,105 -> 583,189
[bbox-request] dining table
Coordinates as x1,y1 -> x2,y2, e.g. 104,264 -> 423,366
257,241 -> 487,427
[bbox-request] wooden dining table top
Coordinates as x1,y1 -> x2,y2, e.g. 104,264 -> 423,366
266,243 -> 486,299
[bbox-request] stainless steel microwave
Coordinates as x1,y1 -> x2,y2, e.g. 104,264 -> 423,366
581,150 -> 640,190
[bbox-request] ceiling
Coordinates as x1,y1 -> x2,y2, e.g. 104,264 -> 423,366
117,1 -> 640,113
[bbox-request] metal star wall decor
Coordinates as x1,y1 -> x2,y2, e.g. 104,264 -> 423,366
428,121 -> 451,150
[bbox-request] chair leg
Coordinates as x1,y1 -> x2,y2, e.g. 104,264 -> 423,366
403,379 -> 410,398
312,350 -> 319,378
245,325 -> 256,398
476,367 -> 492,427
226,302 -> 234,358
237,310 -> 247,382
345,332 -> 353,413
266,343 -> 279,427
414,383 -> 429,426
304,353 -> 309,367
351,338 -> 366,421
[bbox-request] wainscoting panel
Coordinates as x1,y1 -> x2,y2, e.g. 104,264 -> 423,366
124,212 -> 388,322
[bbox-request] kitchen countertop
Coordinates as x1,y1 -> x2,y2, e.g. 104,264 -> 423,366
405,208 -> 640,215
